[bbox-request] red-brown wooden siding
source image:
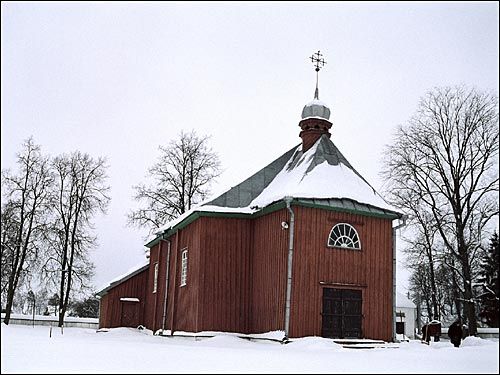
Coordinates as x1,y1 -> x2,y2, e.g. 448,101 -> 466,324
250,209 -> 289,334
98,267 -> 149,328
143,219 -> 202,333
99,204 -> 394,341
289,206 -> 393,340
198,216 -> 253,333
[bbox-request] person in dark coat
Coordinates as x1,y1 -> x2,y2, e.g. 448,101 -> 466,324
448,320 -> 463,348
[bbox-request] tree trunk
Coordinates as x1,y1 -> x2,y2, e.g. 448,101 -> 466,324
450,264 -> 462,320
457,222 -> 478,336
3,281 -> 16,325
427,251 -> 440,321
425,297 -> 432,320
58,281 -> 65,327
58,263 -> 67,327
461,254 -> 478,335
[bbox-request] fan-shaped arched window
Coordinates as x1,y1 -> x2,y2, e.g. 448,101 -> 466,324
328,223 -> 361,250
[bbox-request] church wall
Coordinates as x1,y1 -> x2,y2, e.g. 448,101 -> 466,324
289,205 -> 393,340
144,220 -> 203,333
143,242 -> 158,331
143,238 -> 166,332
98,205 -> 394,341
170,219 -> 202,333
250,208 -> 289,334
196,216 -> 253,333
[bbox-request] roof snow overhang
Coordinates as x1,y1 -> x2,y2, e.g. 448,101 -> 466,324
95,263 -> 149,297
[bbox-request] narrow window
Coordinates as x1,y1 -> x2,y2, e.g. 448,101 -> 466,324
180,249 -> 188,287
327,223 -> 361,250
153,262 -> 159,293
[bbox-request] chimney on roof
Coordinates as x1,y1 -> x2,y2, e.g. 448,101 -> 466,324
299,50 -> 332,152
299,102 -> 332,152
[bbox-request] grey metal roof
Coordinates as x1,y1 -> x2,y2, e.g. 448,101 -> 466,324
206,146 -> 299,208
207,135 -> 384,210
294,198 -> 401,218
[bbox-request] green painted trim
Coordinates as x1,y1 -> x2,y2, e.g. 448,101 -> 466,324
253,201 -> 287,217
145,201 -> 288,248
199,211 -> 253,219
145,236 -> 161,248
294,200 -> 400,220
145,199 -> 398,248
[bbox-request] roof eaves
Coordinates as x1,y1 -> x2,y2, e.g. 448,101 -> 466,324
145,201 -> 288,248
95,263 -> 150,297
294,198 -> 403,219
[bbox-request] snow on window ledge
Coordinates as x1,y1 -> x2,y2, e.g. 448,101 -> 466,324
120,297 -> 140,302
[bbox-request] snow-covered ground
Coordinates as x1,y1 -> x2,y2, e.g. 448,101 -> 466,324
1,324 -> 498,374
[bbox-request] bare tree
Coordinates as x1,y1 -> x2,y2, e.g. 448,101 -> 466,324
42,151 -> 110,327
1,138 -> 53,324
1,202 -> 18,299
401,221 -> 441,321
128,130 -> 221,235
408,262 -> 434,322
383,86 -> 499,335
387,165 -> 445,322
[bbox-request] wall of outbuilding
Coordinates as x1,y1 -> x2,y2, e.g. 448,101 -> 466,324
98,267 -> 149,329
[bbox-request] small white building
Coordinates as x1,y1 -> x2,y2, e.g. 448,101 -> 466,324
395,291 -> 417,339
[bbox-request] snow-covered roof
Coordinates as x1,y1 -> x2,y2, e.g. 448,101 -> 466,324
96,259 -> 149,297
396,291 -> 416,309
304,98 -> 330,108
148,135 -> 402,246
248,137 -> 393,210
207,135 -> 399,212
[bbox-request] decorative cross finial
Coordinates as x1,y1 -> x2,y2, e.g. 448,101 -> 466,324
309,50 -> 326,100
310,50 -> 326,72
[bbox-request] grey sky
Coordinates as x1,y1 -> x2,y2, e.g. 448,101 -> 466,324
2,2 -> 499,292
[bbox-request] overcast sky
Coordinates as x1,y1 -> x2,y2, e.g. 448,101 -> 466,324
2,1 -> 499,293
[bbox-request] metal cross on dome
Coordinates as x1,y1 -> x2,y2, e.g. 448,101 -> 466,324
310,50 -> 326,99
310,50 -> 326,72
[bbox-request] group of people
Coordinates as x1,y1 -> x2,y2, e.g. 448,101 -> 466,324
421,319 -> 464,347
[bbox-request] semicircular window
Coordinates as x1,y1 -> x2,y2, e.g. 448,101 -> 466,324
328,223 -> 361,250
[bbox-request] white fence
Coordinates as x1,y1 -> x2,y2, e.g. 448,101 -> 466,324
1,313 -> 98,329
441,327 -> 499,339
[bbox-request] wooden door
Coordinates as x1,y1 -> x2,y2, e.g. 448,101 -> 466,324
322,288 -> 362,338
120,302 -> 139,327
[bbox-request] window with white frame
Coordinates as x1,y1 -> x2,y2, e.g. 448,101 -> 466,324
153,262 -> 159,293
327,223 -> 361,250
180,249 -> 188,287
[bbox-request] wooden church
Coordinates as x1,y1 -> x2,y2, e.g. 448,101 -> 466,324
97,52 -> 404,342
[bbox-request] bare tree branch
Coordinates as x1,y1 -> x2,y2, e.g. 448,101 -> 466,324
128,130 -> 221,236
